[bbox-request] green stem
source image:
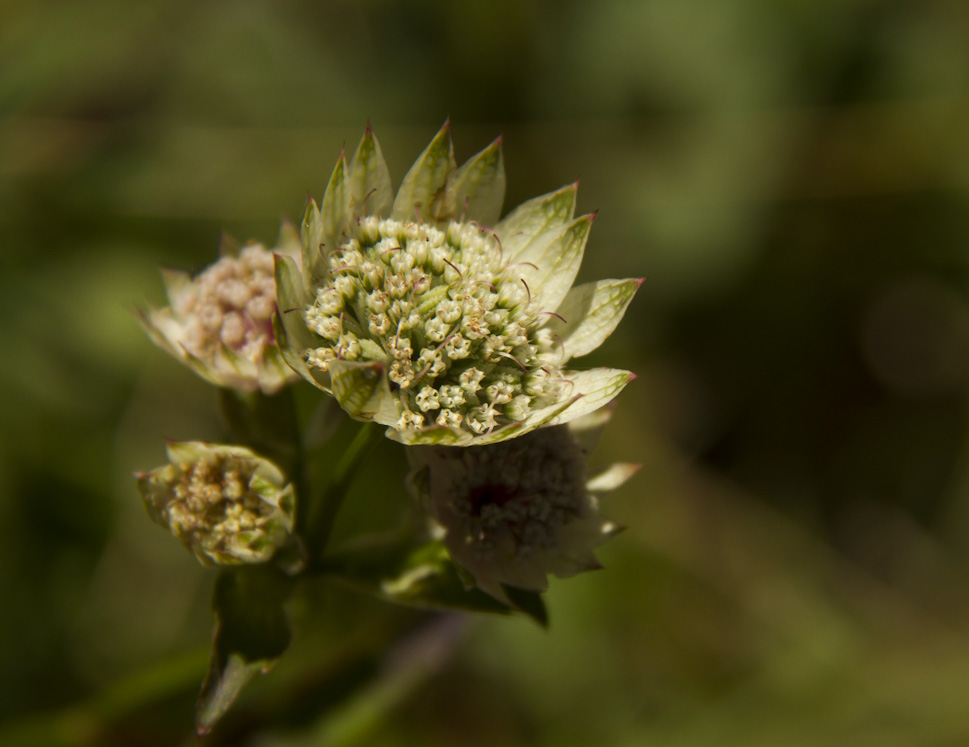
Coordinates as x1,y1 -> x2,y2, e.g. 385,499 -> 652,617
307,422 -> 380,565
218,386 -> 310,557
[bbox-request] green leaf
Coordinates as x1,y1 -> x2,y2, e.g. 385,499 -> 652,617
392,121 -> 456,222
546,277 -> 643,360
514,213 -> 593,314
494,182 -> 577,262
274,218 -> 301,255
272,254 -> 321,385
327,538 -> 540,619
546,368 -> 635,427
159,267 -> 193,309
347,124 -> 393,221
300,198 -> 324,287
320,147 -> 350,262
500,585 -> 549,628
196,567 -> 294,734
328,359 -> 397,425
444,135 -> 505,226
386,423 -> 465,446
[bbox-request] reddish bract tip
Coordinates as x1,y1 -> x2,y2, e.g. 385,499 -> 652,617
492,134 -> 503,146
635,277 -> 646,288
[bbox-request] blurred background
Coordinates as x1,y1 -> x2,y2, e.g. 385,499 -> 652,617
3,0 -> 969,744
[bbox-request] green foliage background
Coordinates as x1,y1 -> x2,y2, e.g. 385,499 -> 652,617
3,0 -> 969,744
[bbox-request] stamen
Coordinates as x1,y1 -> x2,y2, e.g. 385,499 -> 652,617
442,258 -> 463,278
496,351 -> 527,371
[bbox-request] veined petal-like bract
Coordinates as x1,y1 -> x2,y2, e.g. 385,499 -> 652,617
276,123 -> 641,445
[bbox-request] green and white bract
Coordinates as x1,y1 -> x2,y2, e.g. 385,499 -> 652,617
407,410 -> 638,603
275,123 -> 641,446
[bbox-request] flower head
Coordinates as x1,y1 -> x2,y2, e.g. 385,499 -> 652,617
139,224 -> 302,394
136,441 -> 296,566
275,123 -> 641,445
406,409 -> 637,603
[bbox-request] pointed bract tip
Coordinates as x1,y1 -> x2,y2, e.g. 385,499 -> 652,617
441,117 -> 451,131
218,231 -> 239,257
635,277 -> 646,288
364,119 -> 373,134
571,179 -> 580,190
589,209 -> 599,222
628,372 -> 639,382
493,134 -> 503,146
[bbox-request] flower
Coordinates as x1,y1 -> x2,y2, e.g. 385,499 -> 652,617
275,122 -> 641,446
136,441 -> 296,566
138,223 -> 302,394
406,408 -> 638,603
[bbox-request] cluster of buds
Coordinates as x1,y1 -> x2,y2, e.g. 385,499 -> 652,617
302,216 -> 579,437
136,442 -> 296,566
138,225 -> 302,394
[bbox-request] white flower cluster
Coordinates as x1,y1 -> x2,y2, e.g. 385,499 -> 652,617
302,217 -> 569,436
176,246 -> 278,364
137,442 -> 295,566
445,426 -> 588,562
276,124 -> 639,446
139,225 -> 302,394
410,420 -> 627,602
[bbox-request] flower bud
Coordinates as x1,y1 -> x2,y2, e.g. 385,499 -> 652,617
407,415 -> 634,603
136,442 -> 296,566
138,224 -> 302,394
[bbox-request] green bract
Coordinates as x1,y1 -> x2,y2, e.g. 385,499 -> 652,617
275,122 -> 641,446
406,409 -> 637,604
139,224 -> 302,394
136,442 -> 296,567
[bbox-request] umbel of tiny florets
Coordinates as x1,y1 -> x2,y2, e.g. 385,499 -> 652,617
275,122 -> 642,446
407,409 -> 638,603
138,224 -> 302,394
136,442 -> 296,566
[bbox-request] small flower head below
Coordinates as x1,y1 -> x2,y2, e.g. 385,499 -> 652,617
136,442 -> 296,567
139,224 -> 302,394
407,411 -> 636,603
275,122 -> 641,446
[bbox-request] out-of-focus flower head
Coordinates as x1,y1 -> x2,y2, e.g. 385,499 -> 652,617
406,408 -> 638,603
136,441 -> 296,566
275,122 -> 641,446
139,224 -> 302,394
